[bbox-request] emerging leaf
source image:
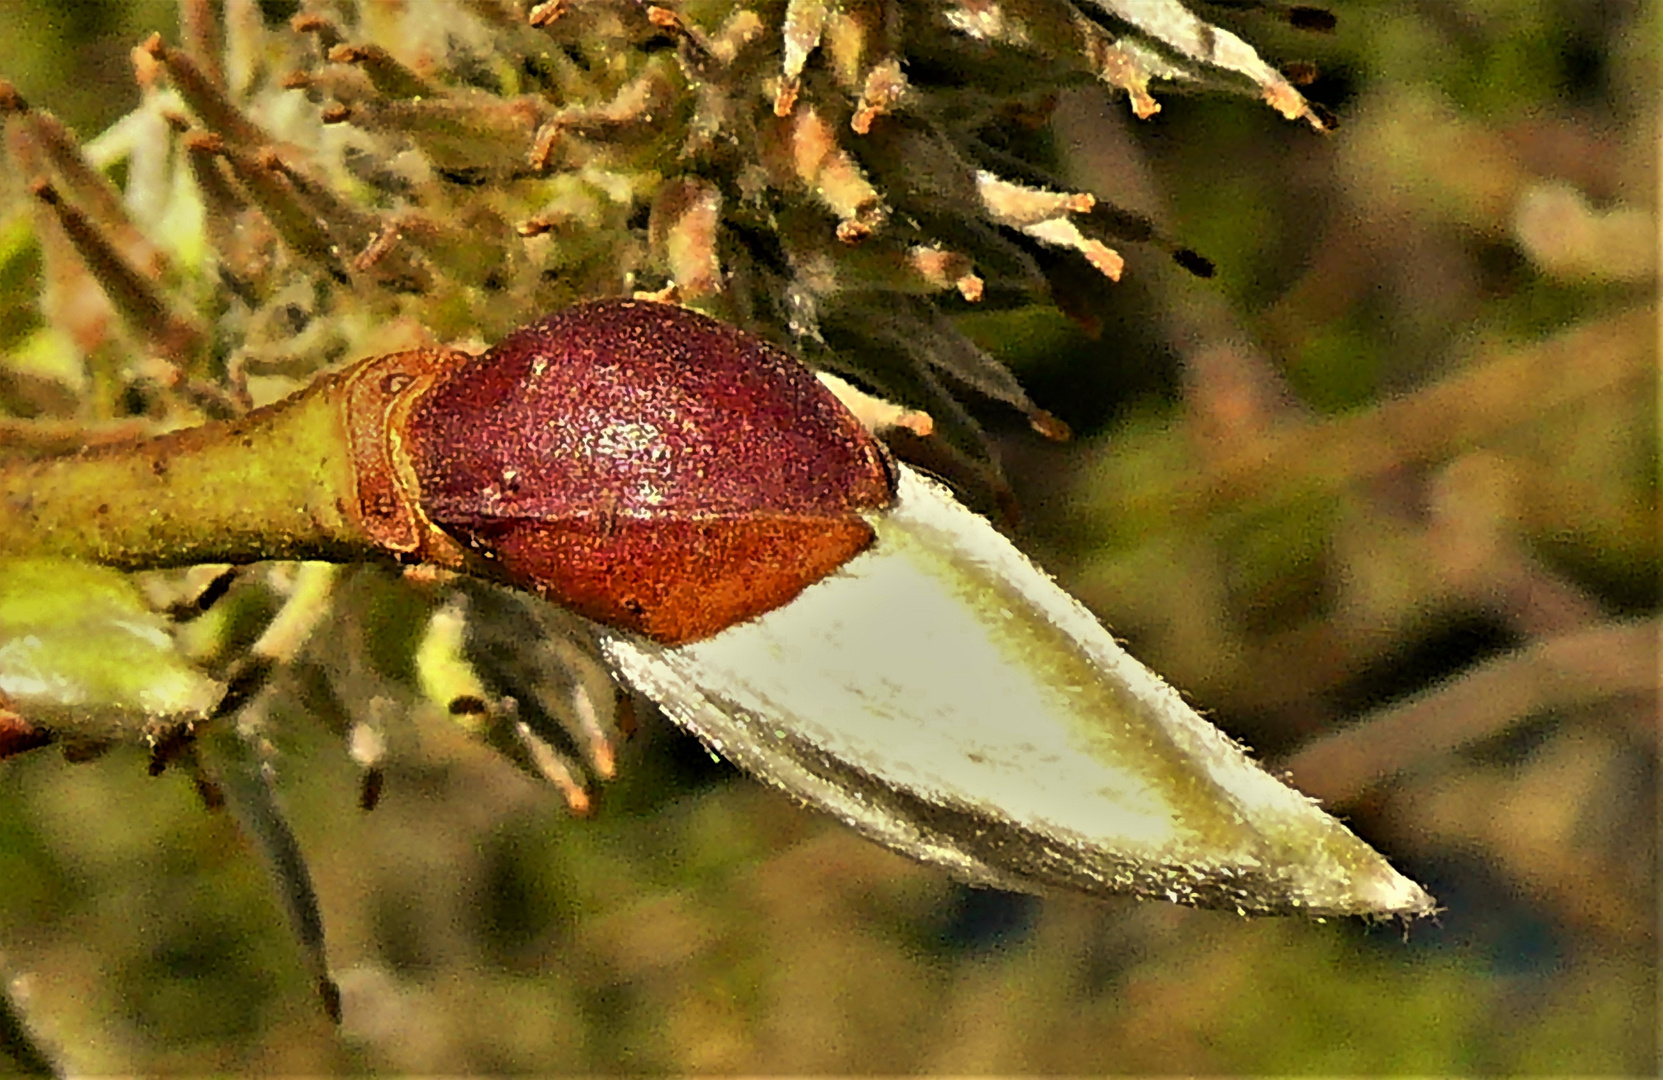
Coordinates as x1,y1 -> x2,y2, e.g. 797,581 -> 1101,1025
0,558 -> 221,745
602,466 -> 1434,918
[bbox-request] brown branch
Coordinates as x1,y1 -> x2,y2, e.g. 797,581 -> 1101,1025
1280,617 -> 1659,806
1129,305 -> 1655,522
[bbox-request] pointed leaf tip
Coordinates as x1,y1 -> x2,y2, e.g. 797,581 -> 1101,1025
601,466 -> 1434,919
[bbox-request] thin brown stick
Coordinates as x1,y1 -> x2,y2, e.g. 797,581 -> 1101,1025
1280,617 -> 1659,805
1131,306 -> 1654,522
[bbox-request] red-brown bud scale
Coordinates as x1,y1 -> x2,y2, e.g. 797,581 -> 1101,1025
404,300 -> 895,644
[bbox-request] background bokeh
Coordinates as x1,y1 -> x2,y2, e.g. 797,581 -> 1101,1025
0,0 -> 1656,1072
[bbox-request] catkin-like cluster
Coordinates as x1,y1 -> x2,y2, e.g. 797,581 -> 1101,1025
6,0 -> 1323,461
1,0 -> 1326,805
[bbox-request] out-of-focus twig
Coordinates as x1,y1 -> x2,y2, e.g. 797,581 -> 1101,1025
0,418 -> 157,458
1280,617 -> 1659,805
1140,306 -> 1654,521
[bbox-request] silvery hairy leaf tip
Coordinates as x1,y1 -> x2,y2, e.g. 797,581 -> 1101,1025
601,461 -> 1435,920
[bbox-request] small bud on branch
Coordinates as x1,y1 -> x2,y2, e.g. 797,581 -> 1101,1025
0,301 -> 894,644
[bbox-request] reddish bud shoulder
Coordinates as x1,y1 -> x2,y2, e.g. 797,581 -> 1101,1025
404,300 -> 895,643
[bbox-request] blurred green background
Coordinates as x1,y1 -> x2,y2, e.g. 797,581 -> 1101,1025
0,0 -> 1655,1072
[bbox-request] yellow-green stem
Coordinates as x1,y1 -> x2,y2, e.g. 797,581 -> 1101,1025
0,377 -> 370,569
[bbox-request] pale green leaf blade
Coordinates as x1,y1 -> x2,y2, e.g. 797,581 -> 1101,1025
0,557 -> 220,742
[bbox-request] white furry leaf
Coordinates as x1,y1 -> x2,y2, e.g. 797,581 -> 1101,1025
602,466 -> 1432,918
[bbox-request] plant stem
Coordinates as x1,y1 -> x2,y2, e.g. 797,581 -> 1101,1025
0,378 -> 371,569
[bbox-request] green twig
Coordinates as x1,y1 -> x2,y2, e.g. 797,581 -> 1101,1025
0,377 -> 365,570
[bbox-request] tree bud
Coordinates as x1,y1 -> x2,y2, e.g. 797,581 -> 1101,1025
404,300 -> 895,644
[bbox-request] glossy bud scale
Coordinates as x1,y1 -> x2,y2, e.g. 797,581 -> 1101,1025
405,301 -> 895,644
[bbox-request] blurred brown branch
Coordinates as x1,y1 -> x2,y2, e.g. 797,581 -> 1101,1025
1143,305 -> 1654,520
1281,617 -> 1658,806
